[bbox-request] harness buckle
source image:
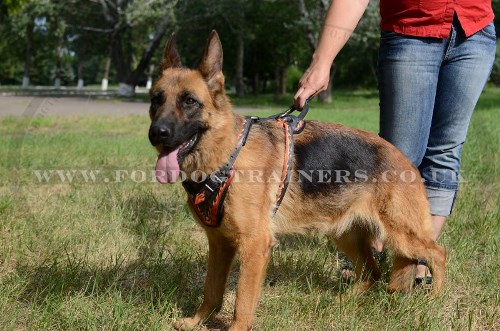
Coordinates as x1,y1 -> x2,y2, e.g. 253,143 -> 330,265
205,172 -> 225,192
204,183 -> 215,192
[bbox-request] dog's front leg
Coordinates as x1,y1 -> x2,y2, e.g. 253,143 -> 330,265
173,235 -> 236,330
229,235 -> 273,331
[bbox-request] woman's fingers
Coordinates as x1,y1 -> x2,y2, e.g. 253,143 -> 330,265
294,65 -> 330,108
294,86 -> 317,109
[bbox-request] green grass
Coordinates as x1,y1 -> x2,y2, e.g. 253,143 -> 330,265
0,87 -> 499,330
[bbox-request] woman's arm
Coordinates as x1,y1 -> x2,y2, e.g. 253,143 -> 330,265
294,0 -> 370,108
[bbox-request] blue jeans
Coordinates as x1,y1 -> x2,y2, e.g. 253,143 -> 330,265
377,18 -> 496,216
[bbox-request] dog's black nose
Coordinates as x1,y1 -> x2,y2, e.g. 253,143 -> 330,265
158,126 -> 171,138
149,123 -> 172,146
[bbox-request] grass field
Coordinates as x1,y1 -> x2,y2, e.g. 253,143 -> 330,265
0,87 -> 498,330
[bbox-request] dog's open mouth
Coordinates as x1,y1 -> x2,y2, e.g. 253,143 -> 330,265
155,133 -> 199,184
178,133 -> 199,157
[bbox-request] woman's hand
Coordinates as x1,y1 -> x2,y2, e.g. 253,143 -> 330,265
294,61 -> 331,109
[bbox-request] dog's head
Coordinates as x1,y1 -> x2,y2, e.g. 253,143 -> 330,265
148,31 -> 231,183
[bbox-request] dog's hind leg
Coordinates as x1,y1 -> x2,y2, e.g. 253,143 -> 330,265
173,233 -> 236,331
331,222 -> 381,293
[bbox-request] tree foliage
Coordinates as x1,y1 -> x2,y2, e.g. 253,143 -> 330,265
0,0 -> 498,93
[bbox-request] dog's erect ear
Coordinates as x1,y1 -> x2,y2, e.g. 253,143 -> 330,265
160,33 -> 181,72
198,30 -> 224,90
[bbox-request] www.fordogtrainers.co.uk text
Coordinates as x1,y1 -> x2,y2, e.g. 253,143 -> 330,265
32,168 -> 465,185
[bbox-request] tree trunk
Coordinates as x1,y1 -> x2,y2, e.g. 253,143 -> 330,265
22,76 -> 30,89
317,85 -> 331,103
297,0 -> 318,51
146,64 -> 154,90
252,72 -> 260,95
54,46 -> 61,89
111,28 -> 129,87
115,10 -> 171,96
54,39 -> 63,89
261,78 -> 267,94
118,83 -> 135,96
235,34 -> 245,97
77,60 -> 84,89
22,23 -> 33,89
99,0 -> 174,95
101,53 -> 111,91
273,67 -> 287,100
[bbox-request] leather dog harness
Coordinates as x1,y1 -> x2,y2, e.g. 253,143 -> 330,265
182,104 -> 309,227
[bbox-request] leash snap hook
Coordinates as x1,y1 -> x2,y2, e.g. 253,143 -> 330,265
278,97 -> 310,119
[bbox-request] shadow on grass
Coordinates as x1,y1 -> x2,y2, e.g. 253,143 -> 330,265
15,191 -> 370,330
265,234 -> 392,295
265,235 -> 344,294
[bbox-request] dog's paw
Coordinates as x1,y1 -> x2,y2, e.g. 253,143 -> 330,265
172,317 -> 199,331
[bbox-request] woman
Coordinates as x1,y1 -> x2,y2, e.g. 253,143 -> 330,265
294,0 -> 496,284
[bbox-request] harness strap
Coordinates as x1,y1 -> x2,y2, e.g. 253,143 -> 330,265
271,119 -> 295,214
183,117 -> 253,227
254,103 -> 308,213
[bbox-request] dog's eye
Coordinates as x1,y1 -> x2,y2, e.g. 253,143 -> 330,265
179,92 -> 201,109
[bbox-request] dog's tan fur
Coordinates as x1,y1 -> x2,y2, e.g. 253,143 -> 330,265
149,32 -> 446,331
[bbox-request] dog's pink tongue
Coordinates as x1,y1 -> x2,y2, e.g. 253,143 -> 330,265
155,148 -> 180,184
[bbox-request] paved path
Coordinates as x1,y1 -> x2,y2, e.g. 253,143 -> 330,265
0,96 -> 258,117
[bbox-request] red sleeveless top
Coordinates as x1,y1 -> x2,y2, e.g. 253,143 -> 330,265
380,0 -> 494,38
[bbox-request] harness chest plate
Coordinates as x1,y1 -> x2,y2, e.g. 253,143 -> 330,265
183,169 -> 236,227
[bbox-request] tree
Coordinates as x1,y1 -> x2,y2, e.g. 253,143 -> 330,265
0,0 -> 421,93
174,0 -> 250,96
6,0 -> 55,87
247,0 -> 308,98
0,1 -> 26,85
97,0 -> 176,96
63,0 -> 110,88
50,4 -> 66,88
334,0 -> 380,87
0,1 -> 85,87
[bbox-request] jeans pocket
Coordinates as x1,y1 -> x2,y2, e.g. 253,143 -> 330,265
478,21 -> 496,41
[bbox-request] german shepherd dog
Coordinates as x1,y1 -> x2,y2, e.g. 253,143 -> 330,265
148,31 -> 446,331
